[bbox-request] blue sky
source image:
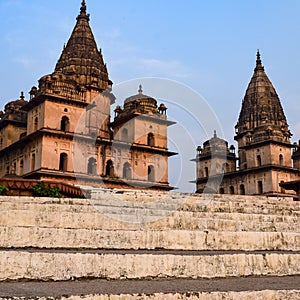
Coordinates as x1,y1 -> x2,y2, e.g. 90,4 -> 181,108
1,0 -> 300,191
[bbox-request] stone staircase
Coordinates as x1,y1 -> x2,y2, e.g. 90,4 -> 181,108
0,189 -> 299,299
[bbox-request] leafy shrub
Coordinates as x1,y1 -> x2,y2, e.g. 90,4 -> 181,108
0,185 -> 9,195
31,182 -> 61,198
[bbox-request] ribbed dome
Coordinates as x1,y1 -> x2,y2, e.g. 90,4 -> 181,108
124,85 -> 157,105
0,92 -> 27,122
201,131 -> 229,155
235,51 -> 290,143
54,1 -> 110,91
123,85 -> 158,113
4,92 -> 27,113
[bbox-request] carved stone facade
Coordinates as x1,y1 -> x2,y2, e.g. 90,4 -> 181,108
0,1 -> 175,190
195,51 -> 300,196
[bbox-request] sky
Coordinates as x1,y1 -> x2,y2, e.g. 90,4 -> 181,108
1,0 -> 300,191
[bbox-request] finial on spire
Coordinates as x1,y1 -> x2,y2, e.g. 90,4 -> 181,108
20,91 -> 24,100
138,84 -> 143,94
255,49 -> 264,71
213,130 -> 217,138
80,0 -> 87,14
256,49 -> 262,66
77,0 -> 89,21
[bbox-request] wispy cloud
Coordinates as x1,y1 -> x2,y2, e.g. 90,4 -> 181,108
138,58 -> 191,78
13,56 -> 35,68
109,55 -> 192,81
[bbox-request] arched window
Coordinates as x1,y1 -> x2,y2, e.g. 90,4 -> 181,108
105,160 -> 114,177
59,153 -> 68,171
280,180 -> 285,194
240,184 -> 245,195
60,116 -> 70,132
19,159 -> 24,175
87,157 -> 97,175
34,117 -> 38,131
148,165 -> 155,182
147,132 -> 154,146
123,162 -> 132,180
222,163 -> 230,173
12,162 -> 16,175
219,187 -> 224,194
121,128 -> 128,142
258,181 -> 263,194
204,167 -> 209,177
257,155 -> 261,167
229,186 -> 234,194
279,154 -> 283,166
31,153 -> 36,171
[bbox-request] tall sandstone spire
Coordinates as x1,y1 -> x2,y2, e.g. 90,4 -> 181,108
235,51 -> 291,147
35,1 -> 111,103
54,0 -> 110,91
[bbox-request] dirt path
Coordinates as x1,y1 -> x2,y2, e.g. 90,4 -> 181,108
0,276 -> 299,297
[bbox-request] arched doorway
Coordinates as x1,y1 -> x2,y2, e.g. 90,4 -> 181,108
279,154 -> 283,166
87,157 -> 97,175
148,165 -> 155,182
59,153 -> 68,171
204,167 -> 209,177
257,155 -> 262,166
258,181 -> 263,194
147,132 -> 154,146
240,184 -> 245,195
105,160 -> 114,177
60,116 -> 70,131
123,162 -> 132,179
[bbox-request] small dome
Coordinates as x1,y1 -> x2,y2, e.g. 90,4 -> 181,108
124,85 -> 157,105
201,131 -> 229,156
4,92 -> 27,114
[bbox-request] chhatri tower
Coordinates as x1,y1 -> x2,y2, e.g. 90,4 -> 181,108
0,1 -> 176,190
195,51 -> 300,196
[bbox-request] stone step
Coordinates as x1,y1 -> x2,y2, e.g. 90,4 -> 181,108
88,188 -> 298,206
88,195 -> 300,215
1,194 -> 299,216
0,227 -> 299,251
1,207 -> 299,232
0,250 -> 299,281
0,277 -> 299,299
2,201 -> 299,224
2,198 -> 298,222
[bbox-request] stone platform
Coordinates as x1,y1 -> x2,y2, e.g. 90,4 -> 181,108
0,189 -> 299,299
